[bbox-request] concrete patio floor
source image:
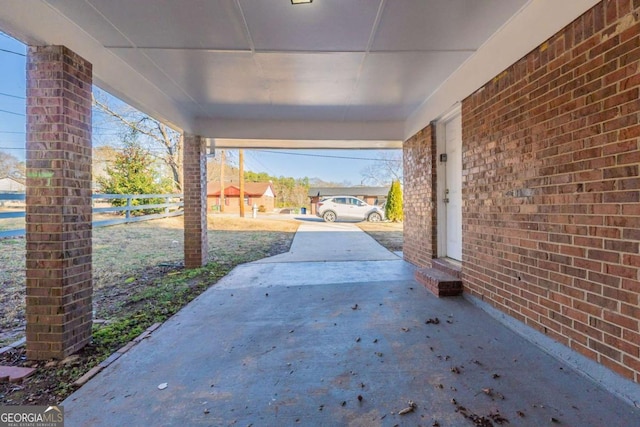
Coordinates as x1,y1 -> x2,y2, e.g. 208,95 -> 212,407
63,221 -> 640,426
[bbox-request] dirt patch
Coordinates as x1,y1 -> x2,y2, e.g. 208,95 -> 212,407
0,215 -> 298,405
357,221 -> 403,252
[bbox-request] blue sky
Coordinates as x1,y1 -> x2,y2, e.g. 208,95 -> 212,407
0,33 -> 26,161
0,33 -> 399,184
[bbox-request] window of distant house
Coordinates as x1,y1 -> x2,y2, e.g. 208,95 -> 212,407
244,197 -> 250,205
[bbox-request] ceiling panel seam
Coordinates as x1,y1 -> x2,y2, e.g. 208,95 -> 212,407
83,0 -> 133,48
235,0 -> 273,107
43,0 -> 190,126
103,47 -> 477,54
341,0 -> 386,121
84,0 -> 207,119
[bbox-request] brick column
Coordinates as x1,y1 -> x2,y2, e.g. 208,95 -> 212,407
403,122 -> 437,268
183,133 -> 208,268
26,46 -> 93,360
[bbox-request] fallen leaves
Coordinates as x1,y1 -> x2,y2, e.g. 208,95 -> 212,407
454,400 -> 510,426
425,317 -> 440,325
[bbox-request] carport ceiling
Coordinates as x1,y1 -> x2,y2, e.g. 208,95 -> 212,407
0,0 -> 596,145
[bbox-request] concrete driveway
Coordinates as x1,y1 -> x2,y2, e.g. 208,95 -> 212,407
63,221 -> 640,426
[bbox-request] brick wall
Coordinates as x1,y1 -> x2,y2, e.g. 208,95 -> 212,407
183,134 -> 208,268
403,123 -> 437,268
26,46 -> 93,360
462,1 -> 640,381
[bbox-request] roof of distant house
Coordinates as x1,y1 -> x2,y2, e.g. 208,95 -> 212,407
0,176 -> 25,184
207,182 -> 275,197
0,176 -> 26,192
308,186 -> 389,198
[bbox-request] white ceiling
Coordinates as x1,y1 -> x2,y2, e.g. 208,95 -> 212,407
0,0 -> 598,147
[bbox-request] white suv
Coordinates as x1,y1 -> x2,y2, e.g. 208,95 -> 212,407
316,196 -> 384,222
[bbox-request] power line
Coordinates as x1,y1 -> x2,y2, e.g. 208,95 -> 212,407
246,150 -> 278,176
0,91 -> 25,100
256,149 -> 401,162
0,108 -> 25,117
0,47 -> 25,57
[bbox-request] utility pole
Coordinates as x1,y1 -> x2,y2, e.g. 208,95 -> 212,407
219,150 -> 225,213
239,149 -> 245,218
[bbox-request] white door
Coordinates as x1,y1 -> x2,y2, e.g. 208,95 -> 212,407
444,114 -> 463,261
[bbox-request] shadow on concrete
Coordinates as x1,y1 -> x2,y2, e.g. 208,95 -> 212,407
62,222 -> 640,426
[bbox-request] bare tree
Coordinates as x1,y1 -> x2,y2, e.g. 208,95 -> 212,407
92,90 -> 183,191
359,150 -> 403,186
0,151 -> 25,179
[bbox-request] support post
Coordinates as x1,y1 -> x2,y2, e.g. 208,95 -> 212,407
183,133 -> 208,268
25,45 -> 93,360
239,149 -> 245,218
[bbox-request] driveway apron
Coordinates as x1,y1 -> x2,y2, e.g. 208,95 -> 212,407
63,222 -> 640,426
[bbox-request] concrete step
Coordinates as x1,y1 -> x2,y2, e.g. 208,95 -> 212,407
431,258 -> 462,279
415,266 -> 462,297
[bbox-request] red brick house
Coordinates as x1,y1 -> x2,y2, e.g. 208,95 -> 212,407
207,182 -> 275,214
404,1 -> 640,390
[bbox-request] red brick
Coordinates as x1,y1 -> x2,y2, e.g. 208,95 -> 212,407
600,354 -> 635,380
403,124 -> 437,268
26,46 -> 93,361
404,0 -> 640,383
604,310 -> 639,331
183,134 -> 208,268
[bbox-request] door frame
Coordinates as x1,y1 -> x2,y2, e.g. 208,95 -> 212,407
436,104 -> 462,259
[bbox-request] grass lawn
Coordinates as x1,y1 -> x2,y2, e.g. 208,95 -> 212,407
357,221 -> 403,252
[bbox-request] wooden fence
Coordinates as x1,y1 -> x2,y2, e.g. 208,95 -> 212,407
0,193 -> 183,238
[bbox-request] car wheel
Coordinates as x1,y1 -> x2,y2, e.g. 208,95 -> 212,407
323,211 -> 336,222
368,212 -> 382,222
